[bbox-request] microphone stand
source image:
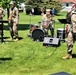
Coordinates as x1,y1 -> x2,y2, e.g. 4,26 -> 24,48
29,12 -> 32,25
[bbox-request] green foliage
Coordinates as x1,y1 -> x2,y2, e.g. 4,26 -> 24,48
25,5 -> 32,14
24,0 -> 61,15
0,0 -> 10,8
40,1 -> 61,14
25,0 -> 41,5
0,0 -> 24,8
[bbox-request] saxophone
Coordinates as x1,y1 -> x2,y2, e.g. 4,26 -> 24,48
9,9 -> 16,23
8,11 -> 13,23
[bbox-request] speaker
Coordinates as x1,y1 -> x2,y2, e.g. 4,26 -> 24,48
51,72 -> 71,75
43,37 -> 60,46
57,28 -> 65,40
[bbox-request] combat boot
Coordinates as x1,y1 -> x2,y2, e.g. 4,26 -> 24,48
8,37 -> 13,41
14,38 -> 19,41
62,54 -> 72,59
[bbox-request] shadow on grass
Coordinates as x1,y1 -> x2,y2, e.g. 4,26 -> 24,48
0,57 -> 12,61
0,37 -> 23,42
72,54 -> 76,58
3,36 -> 23,40
4,24 -> 30,31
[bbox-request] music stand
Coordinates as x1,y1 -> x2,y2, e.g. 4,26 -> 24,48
58,19 -> 67,28
58,19 -> 68,42
58,19 -> 67,23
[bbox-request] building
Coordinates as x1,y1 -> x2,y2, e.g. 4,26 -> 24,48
59,0 -> 76,11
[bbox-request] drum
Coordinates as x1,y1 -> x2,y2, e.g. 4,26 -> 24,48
32,29 -> 44,41
30,24 -> 39,33
57,28 -> 66,40
42,20 -> 50,28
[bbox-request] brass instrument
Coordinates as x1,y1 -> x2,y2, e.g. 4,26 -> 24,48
8,12 -> 13,23
8,9 -> 16,23
9,14 -> 13,20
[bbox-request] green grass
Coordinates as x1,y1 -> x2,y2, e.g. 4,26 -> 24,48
0,12 -> 76,75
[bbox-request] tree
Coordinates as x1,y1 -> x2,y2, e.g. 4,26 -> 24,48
0,0 -> 24,18
24,0 -> 61,15
0,0 -> 24,8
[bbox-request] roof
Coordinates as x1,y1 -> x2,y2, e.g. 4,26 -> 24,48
60,0 -> 76,3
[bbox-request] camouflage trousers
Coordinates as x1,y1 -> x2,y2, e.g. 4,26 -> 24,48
67,32 -> 76,54
9,22 -> 18,39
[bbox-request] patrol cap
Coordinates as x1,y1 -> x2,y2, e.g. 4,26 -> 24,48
46,9 -> 50,12
10,1 -> 15,5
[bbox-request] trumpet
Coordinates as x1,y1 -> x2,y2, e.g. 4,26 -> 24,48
8,11 -> 15,23
8,13 -> 13,23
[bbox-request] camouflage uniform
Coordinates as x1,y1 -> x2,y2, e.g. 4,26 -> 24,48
9,1 -> 19,40
42,10 -> 54,37
63,11 -> 76,59
0,6 -> 4,19
67,12 -> 76,54
0,5 -> 5,41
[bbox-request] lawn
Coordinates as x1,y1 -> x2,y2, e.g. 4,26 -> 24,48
0,12 -> 76,75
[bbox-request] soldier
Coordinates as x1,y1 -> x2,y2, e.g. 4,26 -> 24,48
42,9 -> 54,37
0,4 -> 4,19
0,4 -> 5,42
62,10 -> 76,59
9,1 -> 19,41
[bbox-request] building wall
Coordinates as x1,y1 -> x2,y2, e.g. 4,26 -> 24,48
61,2 -> 73,11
